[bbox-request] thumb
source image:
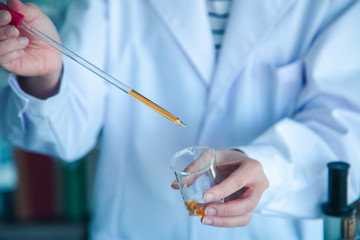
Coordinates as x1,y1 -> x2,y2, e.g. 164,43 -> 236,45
7,0 -> 42,25
7,0 -> 27,16
171,181 -> 179,189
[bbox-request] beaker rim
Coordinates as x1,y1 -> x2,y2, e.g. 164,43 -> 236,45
170,145 -> 216,175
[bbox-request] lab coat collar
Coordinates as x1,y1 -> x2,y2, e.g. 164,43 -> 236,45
209,0 -> 298,111
149,0 -> 215,85
149,0 -> 298,105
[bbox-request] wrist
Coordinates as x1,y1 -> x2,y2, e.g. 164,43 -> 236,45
17,65 -> 63,99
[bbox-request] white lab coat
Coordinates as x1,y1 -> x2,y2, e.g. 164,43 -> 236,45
1,0 -> 360,239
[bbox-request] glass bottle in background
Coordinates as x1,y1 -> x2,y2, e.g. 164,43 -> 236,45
322,161 -> 356,240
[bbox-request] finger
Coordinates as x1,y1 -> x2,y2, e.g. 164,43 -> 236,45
0,10 -> 11,27
204,187 -> 261,217
203,160 -> 262,202
203,170 -> 246,202
0,37 -> 28,67
201,212 -> 253,227
8,0 -> 45,29
0,36 -> 28,55
0,49 -> 24,68
0,25 -> 19,40
171,181 -> 179,189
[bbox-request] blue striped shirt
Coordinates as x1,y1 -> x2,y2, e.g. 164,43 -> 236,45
207,0 -> 232,57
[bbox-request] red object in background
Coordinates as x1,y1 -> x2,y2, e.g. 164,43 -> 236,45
15,149 -> 56,221
25,151 -> 56,220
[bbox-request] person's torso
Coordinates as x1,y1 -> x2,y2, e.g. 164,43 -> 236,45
88,0 -> 339,239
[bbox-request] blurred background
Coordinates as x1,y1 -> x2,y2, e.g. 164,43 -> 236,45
0,1 -> 96,240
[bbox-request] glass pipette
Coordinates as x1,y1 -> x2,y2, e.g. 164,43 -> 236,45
0,3 -> 186,127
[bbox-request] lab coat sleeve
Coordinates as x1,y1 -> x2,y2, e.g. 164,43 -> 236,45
0,0 -> 108,161
240,1 -> 360,218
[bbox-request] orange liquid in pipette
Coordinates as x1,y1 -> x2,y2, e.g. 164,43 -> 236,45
128,90 -> 186,127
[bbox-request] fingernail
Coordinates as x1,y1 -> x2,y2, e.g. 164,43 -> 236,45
0,11 -> 11,22
205,207 -> 217,216
202,217 -> 213,225
19,37 -> 28,46
5,26 -> 18,37
203,193 -> 214,202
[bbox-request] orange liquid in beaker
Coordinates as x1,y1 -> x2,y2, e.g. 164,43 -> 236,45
185,200 -> 208,217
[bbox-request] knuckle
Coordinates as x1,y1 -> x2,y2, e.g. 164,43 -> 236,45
2,25 -> 18,38
0,42 -> 21,57
0,52 -> 20,68
223,207 -> 235,216
0,40 -> 12,53
261,178 -> 269,190
215,218 -> 227,227
251,160 -> 262,173
244,204 -> 253,214
246,200 -> 257,212
242,213 -> 253,226
26,2 -> 40,11
240,218 -> 250,226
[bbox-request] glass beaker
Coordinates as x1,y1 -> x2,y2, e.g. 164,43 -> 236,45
170,145 -> 223,216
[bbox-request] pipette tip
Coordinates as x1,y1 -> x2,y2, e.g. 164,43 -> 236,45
176,119 -> 186,127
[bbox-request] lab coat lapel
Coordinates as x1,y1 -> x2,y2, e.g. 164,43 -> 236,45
149,0 -> 215,85
208,0 -> 298,110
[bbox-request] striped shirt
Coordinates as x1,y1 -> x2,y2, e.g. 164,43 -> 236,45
207,0 -> 232,57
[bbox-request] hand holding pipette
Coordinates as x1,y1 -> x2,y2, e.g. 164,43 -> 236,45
0,0 -> 185,127
0,0 -> 62,99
